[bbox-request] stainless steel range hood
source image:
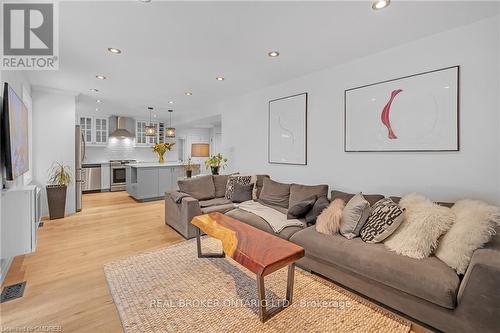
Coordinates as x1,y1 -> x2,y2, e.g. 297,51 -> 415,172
109,116 -> 135,138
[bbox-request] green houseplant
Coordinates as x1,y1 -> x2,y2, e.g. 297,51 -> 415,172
204,153 -> 228,175
46,162 -> 72,220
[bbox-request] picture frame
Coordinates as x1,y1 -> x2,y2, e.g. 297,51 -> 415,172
344,66 -> 459,152
268,93 -> 308,165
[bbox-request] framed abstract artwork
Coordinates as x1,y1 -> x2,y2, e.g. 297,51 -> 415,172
268,93 -> 308,165
344,66 -> 459,152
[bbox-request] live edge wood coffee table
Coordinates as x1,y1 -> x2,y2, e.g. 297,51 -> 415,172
191,212 -> 305,322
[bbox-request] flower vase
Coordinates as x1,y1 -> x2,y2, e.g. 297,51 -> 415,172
158,153 -> 165,163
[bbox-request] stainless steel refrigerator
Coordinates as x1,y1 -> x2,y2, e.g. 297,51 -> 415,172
75,125 -> 85,212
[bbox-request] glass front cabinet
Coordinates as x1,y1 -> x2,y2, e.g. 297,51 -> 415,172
78,116 -> 109,146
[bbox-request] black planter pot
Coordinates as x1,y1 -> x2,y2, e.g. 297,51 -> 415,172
210,166 -> 220,175
186,170 -> 193,178
46,185 -> 67,220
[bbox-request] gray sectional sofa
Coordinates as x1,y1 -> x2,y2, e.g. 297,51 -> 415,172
164,175 -> 500,333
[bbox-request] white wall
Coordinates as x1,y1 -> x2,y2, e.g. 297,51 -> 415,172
215,17 -> 500,204
32,88 -> 77,216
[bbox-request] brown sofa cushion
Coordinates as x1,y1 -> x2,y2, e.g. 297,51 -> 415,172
178,175 -> 215,200
331,190 -> 384,206
290,226 -> 460,309
289,183 -> 328,208
259,178 -> 291,208
213,175 -> 230,198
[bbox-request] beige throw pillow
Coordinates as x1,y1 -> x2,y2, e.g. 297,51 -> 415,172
316,199 -> 346,235
384,193 -> 455,259
435,199 -> 500,274
340,193 -> 370,239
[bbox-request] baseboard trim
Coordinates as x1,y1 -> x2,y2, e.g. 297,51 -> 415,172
0,257 -> 13,284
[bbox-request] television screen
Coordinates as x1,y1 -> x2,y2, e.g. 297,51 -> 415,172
2,83 -> 29,180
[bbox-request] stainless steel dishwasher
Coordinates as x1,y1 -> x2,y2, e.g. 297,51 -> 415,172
82,164 -> 102,192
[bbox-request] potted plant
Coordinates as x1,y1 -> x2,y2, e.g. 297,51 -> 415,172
46,162 -> 72,220
184,157 -> 194,178
204,153 -> 228,175
152,142 -> 175,163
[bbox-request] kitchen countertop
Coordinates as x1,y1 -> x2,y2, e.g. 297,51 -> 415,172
128,162 -> 189,168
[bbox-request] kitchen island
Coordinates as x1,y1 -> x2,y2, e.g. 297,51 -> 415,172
126,162 -> 199,201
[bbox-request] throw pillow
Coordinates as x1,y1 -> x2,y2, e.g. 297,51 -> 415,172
360,198 -> 405,243
231,182 -> 254,203
287,195 -> 317,219
305,196 -> 330,226
316,198 -> 346,235
177,175 -> 215,200
259,178 -> 291,208
340,193 -> 371,239
212,174 -> 231,198
289,184 -> 328,208
435,199 -> 500,274
331,190 -> 384,207
253,175 -> 270,200
384,193 -> 455,259
225,175 -> 253,200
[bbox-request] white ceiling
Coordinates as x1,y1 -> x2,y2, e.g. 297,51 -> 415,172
25,1 -> 499,124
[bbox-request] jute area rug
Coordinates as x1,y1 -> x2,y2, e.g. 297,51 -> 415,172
104,238 -> 411,333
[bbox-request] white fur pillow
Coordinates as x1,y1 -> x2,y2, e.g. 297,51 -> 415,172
316,199 -> 345,235
435,199 -> 500,274
384,193 -> 455,259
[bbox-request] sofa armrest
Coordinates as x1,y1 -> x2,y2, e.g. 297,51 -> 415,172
455,242 -> 500,332
165,193 -> 202,239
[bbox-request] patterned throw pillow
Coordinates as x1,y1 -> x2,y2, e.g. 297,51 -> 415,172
360,198 -> 405,243
225,175 -> 253,200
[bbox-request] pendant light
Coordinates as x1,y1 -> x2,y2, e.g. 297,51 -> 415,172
145,107 -> 156,137
166,109 -> 176,138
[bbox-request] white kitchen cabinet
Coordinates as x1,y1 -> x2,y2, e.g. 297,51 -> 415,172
135,120 -> 160,146
101,163 -> 110,191
78,116 -> 109,146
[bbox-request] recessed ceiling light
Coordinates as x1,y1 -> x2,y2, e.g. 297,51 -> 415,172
140,0 -> 151,2
372,0 -> 390,10
268,51 -> 280,57
168,101 -> 174,104
95,108 -> 99,111
96,99 -> 102,103
90,88 -> 99,92
185,92 -> 192,96
107,47 -> 122,54
96,75 -> 106,80
216,77 -> 225,81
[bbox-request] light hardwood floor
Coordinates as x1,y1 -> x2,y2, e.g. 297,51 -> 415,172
1,192 -> 183,332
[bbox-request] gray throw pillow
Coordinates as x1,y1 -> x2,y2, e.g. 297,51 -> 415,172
340,193 -> 371,239
305,196 -> 330,225
212,175 -> 230,198
360,198 -> 405,243
287,195 -> 317,219
231,183 -> 254,203
177,175 -> 215,200
259,178 -> 291,208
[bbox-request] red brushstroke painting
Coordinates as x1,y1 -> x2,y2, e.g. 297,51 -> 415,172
381,89 -> 402,139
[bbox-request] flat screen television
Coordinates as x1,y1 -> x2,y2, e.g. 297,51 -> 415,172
1,82 -> 29,180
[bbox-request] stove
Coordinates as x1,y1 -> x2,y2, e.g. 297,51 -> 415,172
110,160 -> 136,191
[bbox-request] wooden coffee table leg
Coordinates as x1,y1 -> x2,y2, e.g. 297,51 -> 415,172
256,263 -> 296,323
195,226 -> 225,258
